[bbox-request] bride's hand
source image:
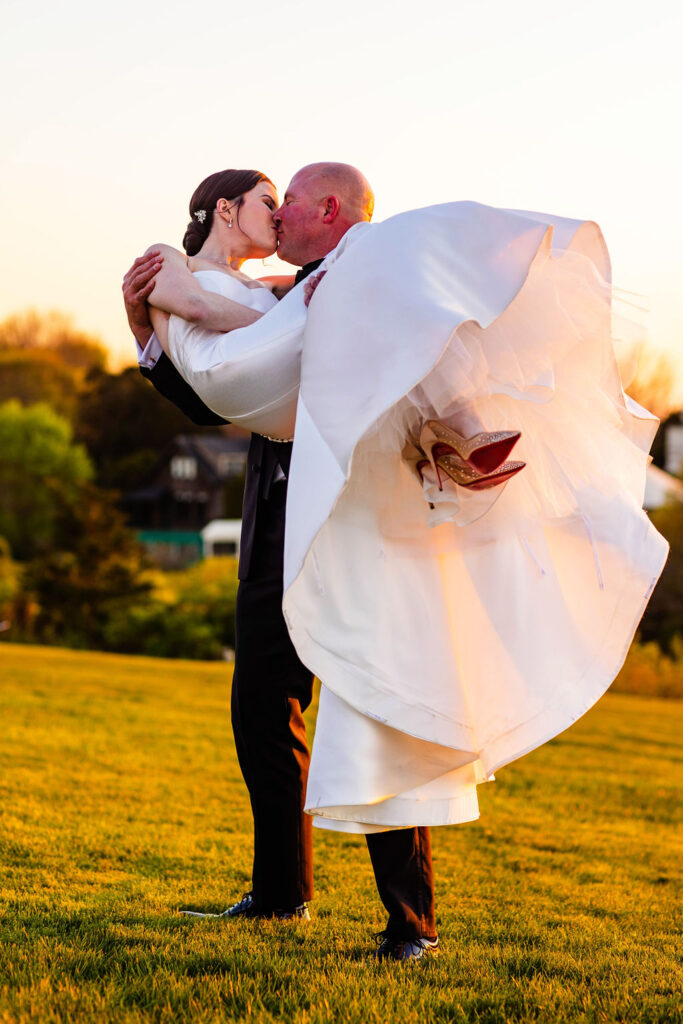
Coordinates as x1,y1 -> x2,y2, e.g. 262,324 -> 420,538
122,251 -> 163,345
303,270 -> 327,307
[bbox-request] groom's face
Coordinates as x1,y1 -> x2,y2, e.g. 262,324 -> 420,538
274,170 -> 328,267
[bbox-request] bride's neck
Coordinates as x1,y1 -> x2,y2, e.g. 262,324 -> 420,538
196,243 -> 245,271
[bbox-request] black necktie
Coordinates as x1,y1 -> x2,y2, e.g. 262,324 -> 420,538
294,258 -> 325,285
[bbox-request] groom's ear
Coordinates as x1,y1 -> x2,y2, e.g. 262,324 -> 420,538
320,195 -> 340,223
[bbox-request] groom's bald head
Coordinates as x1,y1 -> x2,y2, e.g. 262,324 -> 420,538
296,163 -> 374,222
274,162 -> 374,267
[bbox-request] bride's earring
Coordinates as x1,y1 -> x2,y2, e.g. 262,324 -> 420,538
228,217 -> 233,228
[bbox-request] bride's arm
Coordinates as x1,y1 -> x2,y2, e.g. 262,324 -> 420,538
145,244 -> 263,331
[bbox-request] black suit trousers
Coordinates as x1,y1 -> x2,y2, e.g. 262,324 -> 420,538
231,481 -> 315,909
232,479 -> 436,936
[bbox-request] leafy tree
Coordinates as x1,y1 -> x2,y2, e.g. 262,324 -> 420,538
639,500 -> 683,651
75,366 -> 213,489
22,481 -> 152,649
0,310 -> 108,421
0,309 -> 106,373
0,309 -> 236,498
0,401 -> 93,559
0,349 -> 81,419
0,536 -> 19,629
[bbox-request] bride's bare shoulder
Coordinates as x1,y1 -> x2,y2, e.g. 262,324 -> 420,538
144,242 -> 189,269
144,242 -> 183,258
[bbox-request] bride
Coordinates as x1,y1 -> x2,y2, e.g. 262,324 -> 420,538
142,169 -> 668,835
144,167 -> 296,429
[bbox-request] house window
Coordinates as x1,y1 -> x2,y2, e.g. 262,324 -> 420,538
665,425 -> 683,476
216,453 -> 245,476
171,456 -> 197,480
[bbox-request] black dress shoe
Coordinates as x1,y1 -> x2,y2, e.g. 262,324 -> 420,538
372,931 -> 440,962
180,892 -> 310,921
221,893 -> 261,918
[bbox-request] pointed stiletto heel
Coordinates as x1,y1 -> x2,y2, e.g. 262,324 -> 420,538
402,441 -> 437,507
420,420 -> 522,477
435,454 -> 526,491
401,441 -> 431,484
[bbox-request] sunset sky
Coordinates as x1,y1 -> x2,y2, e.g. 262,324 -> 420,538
2,0 -> 682,396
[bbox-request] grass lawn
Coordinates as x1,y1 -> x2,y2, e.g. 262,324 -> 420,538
0,643 -> 681,1024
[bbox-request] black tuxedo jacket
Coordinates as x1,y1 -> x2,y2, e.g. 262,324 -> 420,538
138,259 -> 322,580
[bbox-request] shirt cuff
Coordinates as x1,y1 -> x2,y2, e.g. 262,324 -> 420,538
137,332 -> 163,369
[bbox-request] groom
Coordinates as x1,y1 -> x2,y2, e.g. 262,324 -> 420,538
123,162 -> 438,961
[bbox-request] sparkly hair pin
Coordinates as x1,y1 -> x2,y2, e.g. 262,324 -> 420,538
194,210 -> 207,223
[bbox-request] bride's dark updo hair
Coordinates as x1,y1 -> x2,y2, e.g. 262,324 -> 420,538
183,169 -> 274,256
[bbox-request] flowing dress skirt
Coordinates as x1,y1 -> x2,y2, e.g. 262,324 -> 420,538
279,203 -> 668,832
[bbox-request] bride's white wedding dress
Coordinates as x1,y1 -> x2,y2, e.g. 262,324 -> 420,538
168,202 -> 668,834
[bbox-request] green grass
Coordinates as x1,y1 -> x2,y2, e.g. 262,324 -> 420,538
0,643 -> 681,1024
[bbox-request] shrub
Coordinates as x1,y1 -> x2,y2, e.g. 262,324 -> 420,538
101,600 -> 224,661
611,637 -> 683,699
99,559 -> 239,661
162,558 -> 239,652
20,483 -> 151,649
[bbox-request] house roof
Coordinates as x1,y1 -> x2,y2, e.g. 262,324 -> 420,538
127,433 -> 249,492
174,434 -> 249,480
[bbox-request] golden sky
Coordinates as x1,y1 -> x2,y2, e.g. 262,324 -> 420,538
2,0 -> 682,398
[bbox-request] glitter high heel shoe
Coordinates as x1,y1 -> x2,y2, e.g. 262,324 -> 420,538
420,420 -> 522,478
402,439 -> 525,493
434,452 -> 526,491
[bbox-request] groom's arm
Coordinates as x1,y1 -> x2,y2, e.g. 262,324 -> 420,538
140,353 -> 228,426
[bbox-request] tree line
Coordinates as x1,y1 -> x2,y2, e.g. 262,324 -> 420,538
0,309 -> 681,658
0,310 -> 237,657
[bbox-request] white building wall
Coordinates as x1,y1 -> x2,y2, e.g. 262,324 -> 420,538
201,519 -> 242,558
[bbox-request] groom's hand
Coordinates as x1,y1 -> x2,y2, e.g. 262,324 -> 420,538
122,251 -> 163,347
303,270 -> 327,307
